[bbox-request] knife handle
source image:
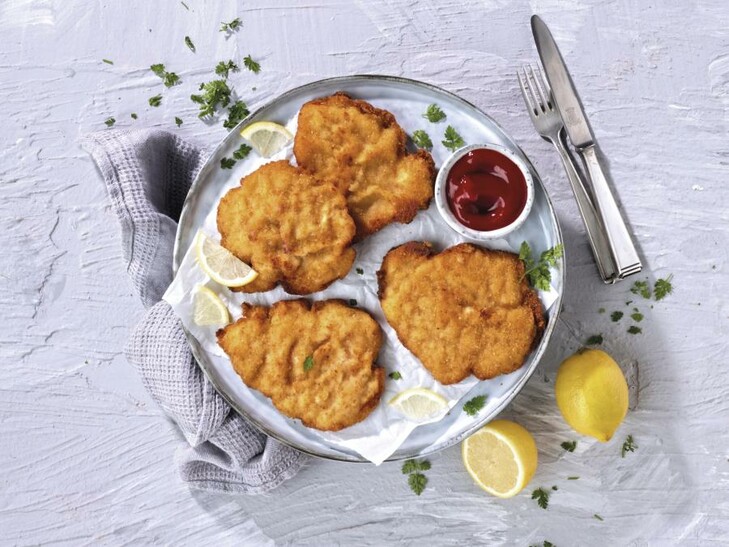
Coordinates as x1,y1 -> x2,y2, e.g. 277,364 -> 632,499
581,146 -> 642,277
554,131 -> 617,283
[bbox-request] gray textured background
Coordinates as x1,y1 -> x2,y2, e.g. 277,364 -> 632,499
2,0 -> 727,545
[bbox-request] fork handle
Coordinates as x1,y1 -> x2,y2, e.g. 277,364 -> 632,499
580,145 -> 642,278
553,131 -> 617,283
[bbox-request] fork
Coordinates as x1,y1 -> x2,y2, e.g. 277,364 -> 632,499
518,64 -> 618,283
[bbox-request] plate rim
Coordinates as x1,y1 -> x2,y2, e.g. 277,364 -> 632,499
173,74 -> 565,463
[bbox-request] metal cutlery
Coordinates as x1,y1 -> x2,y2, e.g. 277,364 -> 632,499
531,14 -> 642,279
518,64 -> 618,283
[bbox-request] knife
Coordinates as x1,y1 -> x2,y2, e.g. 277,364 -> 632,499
531,14 -> 642,279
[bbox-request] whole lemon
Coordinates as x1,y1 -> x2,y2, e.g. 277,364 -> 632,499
555,349 -> 629,442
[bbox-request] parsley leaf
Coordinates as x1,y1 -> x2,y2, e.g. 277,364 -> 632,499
175,117 -> 183,127
567,476 -> 579,480
531,487 -> 550,509
215,60 -> 239,79
243,55 -> 261,73
220,157 -> 236,169
630,311 -> 644,322
388,371 -> 402,380
348,299 -> 357,306
356,267 -> 364,275
411,129 -> 433,149
594,514 -> 604,521
611,311 -> 624,322
598,307 -> 605,314
586,334 -> 603,346
621,435 -> 637,457
442,125 -> 465,152
303,355 -> 314,372
148,95 -> 162,107
402,459 -> 431,474
423,103 -> 446,123
627,325 -> 642,335
102,59 -> 114,65
463,395 -> 487,416
191,79 -> 232,118
184,36 -> 196,52
164,72 -> 180,87
408,472 -> 427,495
519,241 -> 564,291
131,113 -> 138,120
654,274 -> 673,300
104,117 -> 115,127
232,143 -> 252,160
220,18 -> 242,33
150,63 -> 166,76
223,100 -> 249,129
630,280 -> 651,299
560,440 -> 576,452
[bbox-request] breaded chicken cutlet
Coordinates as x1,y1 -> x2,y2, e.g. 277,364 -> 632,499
217,299 -> 385,431
377,242 -> 545,385
217,160 -> 356,295
294,93 -> 436,240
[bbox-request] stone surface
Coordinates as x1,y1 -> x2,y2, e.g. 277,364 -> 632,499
1,0 -> 727,544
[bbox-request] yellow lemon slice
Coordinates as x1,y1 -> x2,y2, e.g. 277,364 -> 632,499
239,121 -> 293,157
462,419 -> 538,498
389,388 -> 448,421
193,286 -> 230,326
195,232 -> 258,287
555,349 -> 629,442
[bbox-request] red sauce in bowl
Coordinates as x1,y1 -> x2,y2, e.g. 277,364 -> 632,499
446,148 -> 528,232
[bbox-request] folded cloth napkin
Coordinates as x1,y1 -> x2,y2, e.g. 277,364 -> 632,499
83,128 -> 307,494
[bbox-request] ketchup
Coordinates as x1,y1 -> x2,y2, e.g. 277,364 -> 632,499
446,149 -> 528,232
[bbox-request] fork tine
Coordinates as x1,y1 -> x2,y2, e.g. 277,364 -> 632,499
526,64 -> 548,112
517,67 -> 536,116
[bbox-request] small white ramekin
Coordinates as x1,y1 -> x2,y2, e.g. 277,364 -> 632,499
434,143 -> 535,240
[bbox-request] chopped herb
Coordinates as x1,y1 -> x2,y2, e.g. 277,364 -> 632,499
598,307 -> 605,314
220,157 -> 236,169
184,36 -> 196,52
102,59 -> 114,65
215,59 -> 239,79
463,395 -> 487,416
164,72 -> 180,87
630,311 -> 644,322
131,113 -> 138,120
423,103 -> 446,123
543,543 -> 555,547
223,100 -> 250,129
531,487 -> 550,509
586,334 -> 603,346
654,275 -> 673,300
150,63 -> 166,76
567,476 -> 579,480
408,472 -> 427,495
348,298 -> 357,306
175,117 -> 183,127
303,355 -> 314,372
181,1 -> 189,9
627,325 -> 642,335
594,514 -> 604,521
356,267 -> 364,275
519,241 -> 564,291
552,485 -> 558,491
243,55 -> 261,73
191,79 -> 232,117
630,280 -> 651,299
626,300 -> 633,306
611,311 -> 624,322
411,129 -> 433,149
148,95 -> 162,107
104,117 -> 115,127
389,371 -> 402,380
220,17 -> 242,33
560,440 -> 576,452
621,435 -> 637,457
442,125 -> 465,152
232,143 -> 252,160
402,459 -> 431,474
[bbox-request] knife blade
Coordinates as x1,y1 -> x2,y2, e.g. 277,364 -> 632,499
531,14 -> 642,278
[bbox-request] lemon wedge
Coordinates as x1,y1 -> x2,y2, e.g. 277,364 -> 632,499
239,121 -> 293,157
193,286 -> 230,326
389,387 -> 448,421
555,349 -> 629,442
195,232 -> 258,287
461,419 -> 538,498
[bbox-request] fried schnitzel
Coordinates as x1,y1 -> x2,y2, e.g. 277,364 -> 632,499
294,93 -> 436,240
217,299 -> 385,431
377,242 -> 545,385
217,160 -> 356,295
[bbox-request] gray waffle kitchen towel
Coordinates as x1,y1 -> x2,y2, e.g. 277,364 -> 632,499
83,128 -> 307,494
